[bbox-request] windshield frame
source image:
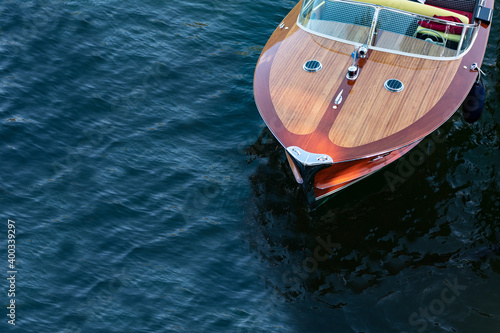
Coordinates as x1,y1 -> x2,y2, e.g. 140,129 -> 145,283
297,0 -> 479,60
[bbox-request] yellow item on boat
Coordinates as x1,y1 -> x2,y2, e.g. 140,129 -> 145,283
349,0 -> 470,24
415,25 -> 462,42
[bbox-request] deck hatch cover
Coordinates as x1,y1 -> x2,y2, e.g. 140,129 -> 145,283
303,60 -> 322,72
384,79 -> 404,92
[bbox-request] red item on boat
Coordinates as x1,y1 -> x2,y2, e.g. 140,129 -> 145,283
418,15 -> 464,34
417,6 -> 473,35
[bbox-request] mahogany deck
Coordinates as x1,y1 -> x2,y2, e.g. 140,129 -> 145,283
254,0 -> 491,163
270,24 -> 353,135
270,20 -> 462,147
329,47 -> 462,147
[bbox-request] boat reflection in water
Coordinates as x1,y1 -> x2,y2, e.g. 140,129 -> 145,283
244,128 -> 500,331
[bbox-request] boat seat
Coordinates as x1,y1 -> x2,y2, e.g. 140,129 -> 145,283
415,7 -> 473,48
415,26 -> 462,43
323,1 -> 375,27
349,0 -> 470,23
323,0 -> 470,37
333,0 -> 471,38
424,0 -> 477,13
322,0 -> 473,49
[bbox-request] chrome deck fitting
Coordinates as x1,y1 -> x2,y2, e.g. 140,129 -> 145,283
286,146 -> 333,204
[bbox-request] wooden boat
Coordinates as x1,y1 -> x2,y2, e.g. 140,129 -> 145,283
253,0 -> 493,205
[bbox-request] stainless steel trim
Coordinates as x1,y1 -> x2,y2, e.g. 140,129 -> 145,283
346,65 -> 359,80
367,9 -> 380,47
470,62 -> 486,82
298,22 -> 477,61
358,44 -> 369,58
384,79 -> 404,92
334,89 -> 343,105
456,24 -> 466,56
286,146 -> 333,204
303,60 -> 322,72
379,6 -> 476,28
286,146 -> 333,167
301,0 -> 316,13
296,0 -> 479,61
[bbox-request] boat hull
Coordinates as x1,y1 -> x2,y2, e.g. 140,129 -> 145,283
285,139 -> 422,204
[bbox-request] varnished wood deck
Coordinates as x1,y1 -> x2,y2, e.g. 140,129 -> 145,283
254,0 -> 491,163
329,50 -> 461,147
269,20 -> 462,147
269,24 -> 353,135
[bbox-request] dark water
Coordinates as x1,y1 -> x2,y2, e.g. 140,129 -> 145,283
0,0 -> 499,332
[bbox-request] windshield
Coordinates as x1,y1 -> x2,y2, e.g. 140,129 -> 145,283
298,0 -> 477,58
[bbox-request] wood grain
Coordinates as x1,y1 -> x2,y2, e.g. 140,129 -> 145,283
329,51 -> 461,147
269,24 -> 354,135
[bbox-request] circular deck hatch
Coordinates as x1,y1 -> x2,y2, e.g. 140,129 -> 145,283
384,79 -> 404,92
303,60 -> 322,72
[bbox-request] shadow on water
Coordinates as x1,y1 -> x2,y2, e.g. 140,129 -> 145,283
243,126 -> 500,331
238,1 -> 500,331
